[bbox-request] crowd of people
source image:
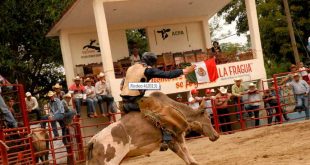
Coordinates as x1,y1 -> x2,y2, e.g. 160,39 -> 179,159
181,62 -> 309,133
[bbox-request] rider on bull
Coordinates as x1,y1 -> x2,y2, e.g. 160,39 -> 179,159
120,52 -> 195,151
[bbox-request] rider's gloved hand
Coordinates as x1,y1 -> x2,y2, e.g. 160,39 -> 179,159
182,65 -> 196,75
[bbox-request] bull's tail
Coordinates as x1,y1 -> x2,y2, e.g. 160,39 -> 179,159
87,142 -> 94,161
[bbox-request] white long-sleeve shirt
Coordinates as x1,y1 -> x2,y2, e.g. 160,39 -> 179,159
25,96 -> 39,111
95,80 -> 110,96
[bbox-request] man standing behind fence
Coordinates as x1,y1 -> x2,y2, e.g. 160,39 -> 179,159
25,92 -> 41,121
287,73 -> 310,120
231,78 -> 246,120
245,83 -> 261,126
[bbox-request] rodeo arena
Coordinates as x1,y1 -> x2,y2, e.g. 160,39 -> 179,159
1,0 -> 310,165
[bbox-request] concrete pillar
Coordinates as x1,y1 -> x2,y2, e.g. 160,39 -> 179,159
93,0 -> 116,91
202,17 -> 212,49
59,30 -> 75,88
245,0 -> 266,78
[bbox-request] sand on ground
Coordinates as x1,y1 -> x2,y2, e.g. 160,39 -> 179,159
123,120 -> 310,165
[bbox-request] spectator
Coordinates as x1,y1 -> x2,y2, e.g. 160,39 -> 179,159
231,78 -> 246,120
176,94 -> 183,103
7,97 -> 18,116
62,93 -> 76,125
188,89 -> 202,110
245,83 -> 261,126
263,88 -> 289,124
53,83 -> 65,100
204,89 -> 216,124
0,87 -> 17,128
68,76 -> 86,117
298,62 -> 309,82
287,73 -> 309,120
130,47 -> 141,65
215,87 -> 232,133
211,41 -> 222,54
25,92 -> 41,121
95,72 -> 116,117
85,78 -> 98,118
41,91 -> 66,139
280,64 -> 300,85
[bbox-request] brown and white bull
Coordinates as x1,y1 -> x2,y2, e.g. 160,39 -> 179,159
28,128 -> 49,165
87,92 -> 219,165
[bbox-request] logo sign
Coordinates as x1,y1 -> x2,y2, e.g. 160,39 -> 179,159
129,83 -> 161,90
83,39 -> 100,52
157,28 -> 185,40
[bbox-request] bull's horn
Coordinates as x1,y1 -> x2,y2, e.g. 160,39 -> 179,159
0,140 -> 9,151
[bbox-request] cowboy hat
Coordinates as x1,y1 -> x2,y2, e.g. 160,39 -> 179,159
293,73 -> 300,77
218,87 -> 227,94
234,78 -> 242,82
84,78 -> 92,83
47,91 -> 55,97
25,92 -> 31,97
248,83 -> 257,88
52,83 -> 62,89
210,89 -> 215,93
97,72 -> 105,78
73,76 -> 81,81
63,93 -> 72,98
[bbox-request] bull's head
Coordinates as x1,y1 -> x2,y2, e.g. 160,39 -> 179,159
191,101 -> 219,142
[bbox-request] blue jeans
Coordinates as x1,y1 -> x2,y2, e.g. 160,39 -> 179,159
74,98 -> 83,115
295,95 -> 309,119
97,95 -> 116,114
41,113 -> 65,137
245,105 -> 260,126
86,97 -> 98,115
0,95 -> 17,128
64,110 -> 76,125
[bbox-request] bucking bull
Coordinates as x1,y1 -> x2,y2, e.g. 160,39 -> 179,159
86,92 -> 219,165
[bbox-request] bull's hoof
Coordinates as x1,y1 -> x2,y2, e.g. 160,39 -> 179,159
159,143 -> 169,151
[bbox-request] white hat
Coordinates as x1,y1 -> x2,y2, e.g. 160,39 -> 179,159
234,78 -> 242,81
52,83 -> 62,89
248,83 -> 256,87
25,92 -> 31,97
73,76 -> 81,81
47,91 -> 55,97
218,87 -> 227,94
84,78 -> 92,83
210,89 -> 215,93
98,72 -> 105,78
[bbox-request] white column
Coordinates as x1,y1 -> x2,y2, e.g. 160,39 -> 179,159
59,30 -> 75,88
202,17 -> 212,49
93,0 -> 116,88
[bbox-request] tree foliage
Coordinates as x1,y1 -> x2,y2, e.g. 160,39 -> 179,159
0,0 -> 74,96
218,0 -> 310,67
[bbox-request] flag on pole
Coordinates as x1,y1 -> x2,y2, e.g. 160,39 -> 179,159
185,58 -> 218,83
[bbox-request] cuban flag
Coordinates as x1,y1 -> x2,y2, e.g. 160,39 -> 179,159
186,58 -> 218,83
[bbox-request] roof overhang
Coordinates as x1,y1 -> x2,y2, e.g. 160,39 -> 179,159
47,0 -> 231,36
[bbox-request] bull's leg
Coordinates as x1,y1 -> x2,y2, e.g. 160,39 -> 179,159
179,135 -> 198,165
168,140 -> 192,165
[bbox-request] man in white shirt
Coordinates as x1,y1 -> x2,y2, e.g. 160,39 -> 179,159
95,72 -> 116,116
25,92 -> 41,120
188,89 -> 202,110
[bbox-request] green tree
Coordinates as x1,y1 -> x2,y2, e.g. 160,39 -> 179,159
218,0 -> 310,68
0,0 -> 73,96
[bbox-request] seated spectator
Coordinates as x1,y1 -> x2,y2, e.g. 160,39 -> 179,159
85,78 -> 98,118
211,41 -> 222,54
176,94 -> 183,103
130,47 -> 141,65
7,97 -> 18,116
68,76 -> 86,117
245,83 -> 261,126
286,73 -> 309,120
62,93 -> 76,125
298,62 -> 309,82
41,91 -> 66,139
53,83 -> 65,100
231,78 -> 246,120
0,90 -> 17,128
215,87 -> 232,133
25,92 -> 41,121
188,89 -> 202,110
95,72 -> 117,117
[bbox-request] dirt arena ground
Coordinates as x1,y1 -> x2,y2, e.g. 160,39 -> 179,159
123,120 -> 310,165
